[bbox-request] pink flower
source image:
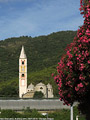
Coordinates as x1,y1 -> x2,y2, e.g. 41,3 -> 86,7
77,57 -> 79,60
79,44 -> 82,48
86,29 -> 90,33
75,87 -> 79,91
88,60 -> 90,64
78,54 -> 81,58
88,25 -> 90,28
79,63 -> 85,71
67,51 -> 73,58
76,54 -> 78,56
59,98 -> 62,101
67,61 -> 73,66
86,29 -> 90,35
78,32 -> 82,37
73,47 -> 78,53
54,76 -> 57,81
85,51 -> 89,56
82,51 -> 84,55
75,83 -> 83,92
81,57 -> 84,60
79,74 -> 85,81
78,83 -> 83,88
51,73 -> 54,77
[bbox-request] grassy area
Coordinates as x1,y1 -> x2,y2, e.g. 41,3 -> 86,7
0,106 -> 85,120
48,106 -> 85,120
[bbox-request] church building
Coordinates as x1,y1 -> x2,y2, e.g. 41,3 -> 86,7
19,46 -> 54,98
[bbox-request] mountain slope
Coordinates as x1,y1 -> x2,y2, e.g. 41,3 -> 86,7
0,31 -> 76,97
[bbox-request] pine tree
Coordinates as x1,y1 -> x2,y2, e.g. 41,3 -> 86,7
54,0 -> 90,119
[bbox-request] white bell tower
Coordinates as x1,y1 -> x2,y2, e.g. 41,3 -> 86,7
19,46 -> 27,98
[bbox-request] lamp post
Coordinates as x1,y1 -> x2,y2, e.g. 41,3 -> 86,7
70,105 -> 73,120
76,115 -> 79,120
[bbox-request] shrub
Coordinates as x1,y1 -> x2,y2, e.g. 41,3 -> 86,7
33,91 -> 44,99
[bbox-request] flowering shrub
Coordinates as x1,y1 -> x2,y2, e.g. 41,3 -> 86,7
54,0 -> 90,106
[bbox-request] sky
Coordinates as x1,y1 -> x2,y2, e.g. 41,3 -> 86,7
0,0 -> 84,40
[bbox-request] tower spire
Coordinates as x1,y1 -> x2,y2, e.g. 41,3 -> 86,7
20,46 -> 26,58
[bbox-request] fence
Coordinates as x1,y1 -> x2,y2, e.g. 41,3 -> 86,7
0,118 -> 54,120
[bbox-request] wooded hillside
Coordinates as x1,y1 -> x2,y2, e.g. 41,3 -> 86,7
0,31 -> 76,97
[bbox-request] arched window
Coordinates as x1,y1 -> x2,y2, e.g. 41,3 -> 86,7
22,74 -> 25,77
40,87 -> 43,89
22,61 -> 24,65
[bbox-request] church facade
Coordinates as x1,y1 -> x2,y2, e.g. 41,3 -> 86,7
19,46 -> 54,98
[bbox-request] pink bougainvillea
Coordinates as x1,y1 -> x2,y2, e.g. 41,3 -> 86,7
54,0 -> 90,106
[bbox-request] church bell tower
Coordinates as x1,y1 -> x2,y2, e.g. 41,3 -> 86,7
19,46 -> 27,98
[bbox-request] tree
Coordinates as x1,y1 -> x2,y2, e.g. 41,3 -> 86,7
33,91 -> 44,99
54,0 -> 90,119
0,85 -> 18,97
0,110 -> 22,118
